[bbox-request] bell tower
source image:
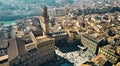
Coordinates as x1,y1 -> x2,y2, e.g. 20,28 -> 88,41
43,6 -> 49,35
82,5 -> 85,28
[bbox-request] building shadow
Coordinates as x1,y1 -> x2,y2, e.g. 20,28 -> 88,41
57,40 -> 80,53
41,55 -> 74,66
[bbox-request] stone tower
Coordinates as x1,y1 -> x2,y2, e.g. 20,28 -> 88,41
43,6 -> 49,34
82,5 -> 85,28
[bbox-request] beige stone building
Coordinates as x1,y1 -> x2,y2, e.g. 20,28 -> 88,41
49,30 -> 68,47
117,46 -> 120,55
98,45 -> 120,64
81,34 -> 105,54
92,54 -> 112,66
0,55 -> 9,66
8,31 -> 55,66
6,6 -> 56,66
116,62 -> 120,66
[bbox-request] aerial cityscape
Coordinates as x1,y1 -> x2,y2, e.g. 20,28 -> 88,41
0,0 -> 120,66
